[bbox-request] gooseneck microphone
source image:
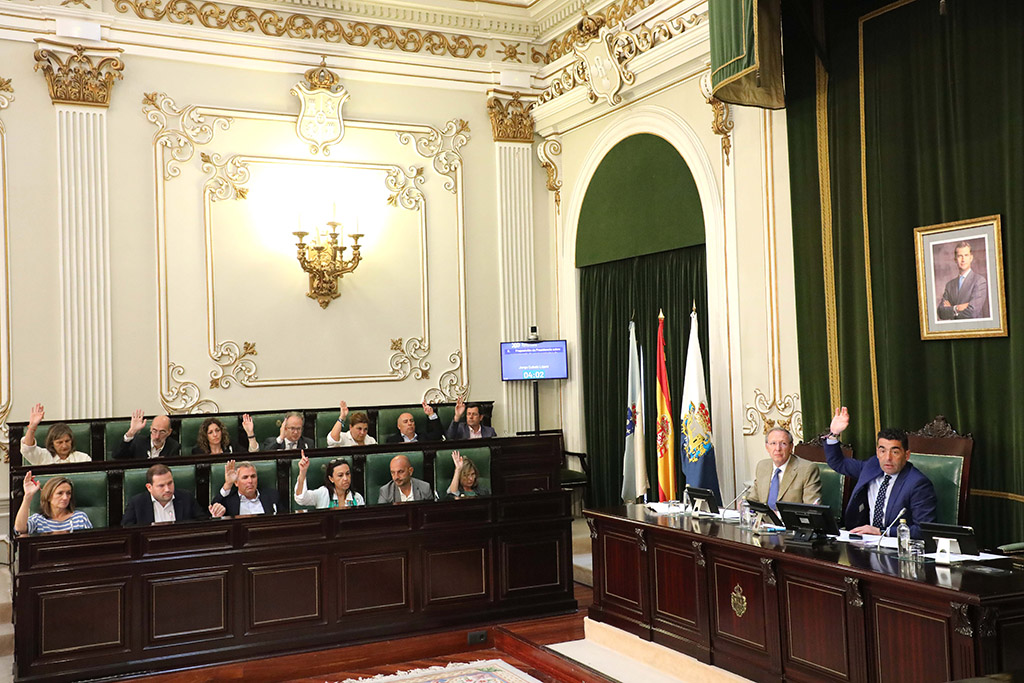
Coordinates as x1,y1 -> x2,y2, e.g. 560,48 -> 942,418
875,507 -> 906,549
725,482 -> 753,510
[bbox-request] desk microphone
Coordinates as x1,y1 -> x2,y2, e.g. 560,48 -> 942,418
875,507 -> 906,549
725,482 -> 753,509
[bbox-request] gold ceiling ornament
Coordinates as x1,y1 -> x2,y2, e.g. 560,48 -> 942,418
397,118 -> 470,194
537,137 -> 562,212
113,0 -> 487,59
487,92 -> 534,143
389,336 -> 430,381
742,388 -> 803,441
730,585 -> 747,618
423,350 -> 468,403
0,77 -> 12,112
209,340 -> 258,389
543,1 -> 654,64
700,72 -> 733,166
390,338 -> 403,351
291,57 -> 349,156
530,47 -> 549,66
201,152 -> 250,201
499,42 -> 524,63
538,10 -> 705,106
385,166 -> 425,209
33,42 -> 125,108
61,0 -> 92,7
293,223 -> 363,309
143,91 -> 232,181
162,362 -> 220,413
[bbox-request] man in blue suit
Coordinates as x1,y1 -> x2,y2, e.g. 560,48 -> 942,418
825,407 -> 937,539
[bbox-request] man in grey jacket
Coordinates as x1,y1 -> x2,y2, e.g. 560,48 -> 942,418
377,454 -> 433,503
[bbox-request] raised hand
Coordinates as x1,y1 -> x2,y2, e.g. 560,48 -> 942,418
298,452 -> 310,474
422,401 -> 435,417
454,397 -> 466,421
224,460 -> 238,488
339,400 -> 349,421
127,409 -> 147,438
451,450 -> 464,471
829,407 -> 850,436
28,403 -> 45,427
278,420 -> 287,440
241,413 -> 254,438
23,471 -> 40,498
209,503 -> 226,518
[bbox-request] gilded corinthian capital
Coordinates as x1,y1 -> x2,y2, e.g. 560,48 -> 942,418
486,90 -> 535,143
33,39 -> 125,107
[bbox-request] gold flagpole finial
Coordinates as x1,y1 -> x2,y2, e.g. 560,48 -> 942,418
658,309 -> 665,320
691,301 -> 696,313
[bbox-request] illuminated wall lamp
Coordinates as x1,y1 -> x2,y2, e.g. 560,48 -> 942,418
292,221 -> 363,309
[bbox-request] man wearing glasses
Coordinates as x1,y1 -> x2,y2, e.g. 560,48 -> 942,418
114,409 -> 181,459
747,427 -> 821,511
260,411 -> 313,451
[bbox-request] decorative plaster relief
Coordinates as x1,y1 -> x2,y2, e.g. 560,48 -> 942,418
397,119 -> 469,194
143,91 -> 232,181
537,137 -> 562,212
33,41 -> 124,107
742,388 -> 803,440
0,78 -> 11,460
422,350 -> 468,403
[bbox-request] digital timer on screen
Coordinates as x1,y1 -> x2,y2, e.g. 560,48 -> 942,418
499,340 -> 569,381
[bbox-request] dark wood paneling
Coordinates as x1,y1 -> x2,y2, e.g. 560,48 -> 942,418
601,531 -> 642,608
500,536 -> 564,597
140,527 -> 234,556
502,473 -> 552,493
38,583 -> 127,656
424,546 -> 487,604
782,577 -> 850,680
497,495 -> 567,522
712,558 -> 767,653
652,544 -> 699,627
147,571 -> 229,642
241,517 -> 329,546
26,536 -> 131,570
248,562 -> 324,629
420,500 -> 492,527
872,599 -> 951,683
339,552 -> 409,615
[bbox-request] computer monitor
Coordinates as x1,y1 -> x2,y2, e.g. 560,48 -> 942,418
499,340 -> 568,381
685,485 -> 719,515
746,500 -> 783,528
921,522 -> 979,556
776,501 -> 840,544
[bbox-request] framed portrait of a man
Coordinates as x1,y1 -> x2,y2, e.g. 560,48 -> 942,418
914,215 -> 1007,340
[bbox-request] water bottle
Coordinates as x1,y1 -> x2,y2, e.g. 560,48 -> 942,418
897,518 -> 911,559
739,500 -> 752,529
681,489 -> 692,515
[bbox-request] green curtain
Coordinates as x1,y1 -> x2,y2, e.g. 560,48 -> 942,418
784,0 -> 1024,547
709,0 -> 785,108
579,247 -> 709,508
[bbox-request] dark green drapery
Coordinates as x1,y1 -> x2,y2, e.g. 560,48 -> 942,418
784,0 -> 1024,547
709,0 -> 785,108
580,248 -> 709,508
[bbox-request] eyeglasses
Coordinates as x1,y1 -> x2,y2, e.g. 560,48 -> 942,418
766,441 -> 790,448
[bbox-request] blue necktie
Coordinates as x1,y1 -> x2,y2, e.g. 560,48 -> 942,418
767,468 -> 781,510
872,474 -> 892,529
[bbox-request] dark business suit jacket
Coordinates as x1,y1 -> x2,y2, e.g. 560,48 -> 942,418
938,270 -> 988,319
445,421 -> 497,441
824,440 -> 937,538
113,433 -> 181,460
211,487 -> 283,516
377,478 -> 433,503
121,489 -> 208,526
384,418 -> 444,443
259,436 -> 314,451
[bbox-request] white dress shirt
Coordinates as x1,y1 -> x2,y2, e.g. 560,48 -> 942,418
151,496 -> 176,522
867,470 -> 901,527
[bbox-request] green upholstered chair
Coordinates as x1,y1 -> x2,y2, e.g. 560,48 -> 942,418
814,463 -> 845,521
315,411 -> 347,448
434,447 -> 491,496
251,413 -> 285,445
123,465 -> 197,508
289,455 -> 352,511
32,423 -> 93,458
209,460 -> 279,501
909,416 -> 973,526
30,471 -> 109,529
376,406 -> 451,444
365,451 -> 424,505
181,415 -> 240,455
104,420 -> 131,460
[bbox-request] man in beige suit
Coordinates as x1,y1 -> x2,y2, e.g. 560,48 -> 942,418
748,427 -> 822,511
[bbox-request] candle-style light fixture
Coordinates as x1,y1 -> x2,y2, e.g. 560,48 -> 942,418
293,221 -> 363,308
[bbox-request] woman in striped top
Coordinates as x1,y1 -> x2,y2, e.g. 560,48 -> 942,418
14,472 -> 93,535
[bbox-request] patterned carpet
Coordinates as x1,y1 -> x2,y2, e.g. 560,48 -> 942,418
333,659 -> 543,683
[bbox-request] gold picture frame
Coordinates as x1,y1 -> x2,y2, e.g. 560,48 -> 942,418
914,215 -> 1007,340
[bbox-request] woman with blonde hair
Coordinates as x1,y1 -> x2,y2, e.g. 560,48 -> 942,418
20,403 -> 91,466
15,471 -> 93,535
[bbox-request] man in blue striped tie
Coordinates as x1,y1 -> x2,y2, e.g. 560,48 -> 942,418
748,427 -> 821,511
824,407 -> 938,539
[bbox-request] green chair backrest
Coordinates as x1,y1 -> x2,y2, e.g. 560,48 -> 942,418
181,415 -> 240,455
104,420 -> 131,460
209,460 -> 279,501
365,451 -> 424,505
910,452 -> 964,526
814,463 -> 845,521
315,411 -> 346,449
435,447 -> 491,496
289,455 -> 353,511
123,465 -> 197,508
376,406 -> 452,443
33,423 -> 93,457
251,414 -> 285,445
30,471 -> 109,529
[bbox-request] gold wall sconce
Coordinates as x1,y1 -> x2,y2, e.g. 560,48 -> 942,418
293,222 -> 363,308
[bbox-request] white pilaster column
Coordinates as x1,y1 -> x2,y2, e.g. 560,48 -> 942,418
35,40 -> 124,418
488,91 -> 537,435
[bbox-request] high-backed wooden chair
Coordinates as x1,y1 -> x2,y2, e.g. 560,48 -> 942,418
908,415 -> 973,526
794,433 -> 853,523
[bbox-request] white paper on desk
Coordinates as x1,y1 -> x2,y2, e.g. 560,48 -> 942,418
645,502 -> 686,515
837,530 -> 898,548
720,510 -> 741,521
924,551 -> 1004,562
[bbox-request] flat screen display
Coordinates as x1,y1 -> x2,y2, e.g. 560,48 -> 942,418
500,340 -> 568,381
